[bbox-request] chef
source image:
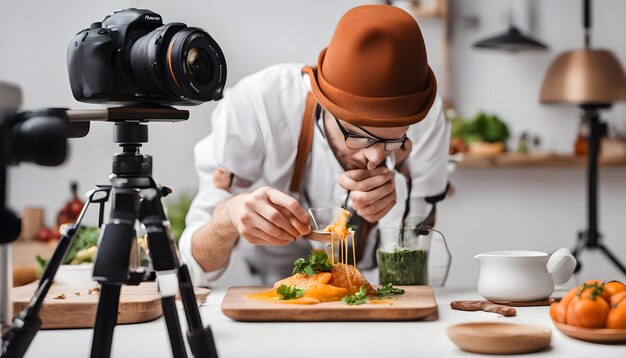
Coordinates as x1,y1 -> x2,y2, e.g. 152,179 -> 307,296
179,5 -> 449,286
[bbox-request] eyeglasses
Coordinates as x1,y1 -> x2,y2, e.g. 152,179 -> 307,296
332,114 -> 407,151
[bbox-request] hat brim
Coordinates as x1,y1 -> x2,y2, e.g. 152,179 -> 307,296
303,48 -> 437,128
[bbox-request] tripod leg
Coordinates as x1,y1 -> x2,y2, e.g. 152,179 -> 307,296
91,283 -> 121,358
161,296 -> 188,358
90,187 -> 139,358
571,231 -> 585,273
597,243 -> 626,276
139,189 -> 217,358
178,265 -> 218,358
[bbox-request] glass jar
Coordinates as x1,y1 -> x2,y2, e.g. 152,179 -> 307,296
377,227 -> 451,286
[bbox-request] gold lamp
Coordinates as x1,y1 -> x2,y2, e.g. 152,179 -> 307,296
539,0 -> 626,275
541,49 -> 626,104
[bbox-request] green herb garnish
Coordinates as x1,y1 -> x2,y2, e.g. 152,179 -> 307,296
293,252 -> 333,276
375,283 -> 406,299
276,285 -> 304,300
342,285 -> 369,305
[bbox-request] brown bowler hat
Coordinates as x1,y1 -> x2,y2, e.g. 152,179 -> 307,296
303,5 -> 437,127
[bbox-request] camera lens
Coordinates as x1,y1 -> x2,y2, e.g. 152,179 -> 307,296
166,27 -> 226,102
129,24 -> 226,104
186,47 -> 213,85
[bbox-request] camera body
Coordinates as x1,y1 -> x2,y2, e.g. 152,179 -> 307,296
68,9 -> 226,105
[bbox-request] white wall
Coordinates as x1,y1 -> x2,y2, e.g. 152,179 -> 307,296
440,0 -> 626,287
1,0 -> 625,287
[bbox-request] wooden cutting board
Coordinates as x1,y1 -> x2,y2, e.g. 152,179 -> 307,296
221,285 -> 437,322
12,282 -> 211,329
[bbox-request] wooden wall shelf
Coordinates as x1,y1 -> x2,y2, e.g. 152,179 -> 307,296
454,153 -> 626,168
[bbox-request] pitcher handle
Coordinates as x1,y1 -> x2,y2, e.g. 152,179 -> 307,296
428,228 -> 452,286
547,247 -> 577,285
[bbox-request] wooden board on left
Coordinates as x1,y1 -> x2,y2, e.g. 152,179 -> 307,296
13,282 -> 161,329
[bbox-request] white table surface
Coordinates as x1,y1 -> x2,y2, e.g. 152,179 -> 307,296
21,287 -> 626,358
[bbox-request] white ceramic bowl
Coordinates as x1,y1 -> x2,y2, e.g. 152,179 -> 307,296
54,264 -> 95,287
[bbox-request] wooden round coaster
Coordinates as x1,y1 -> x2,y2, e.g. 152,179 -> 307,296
447,322 -> 552,355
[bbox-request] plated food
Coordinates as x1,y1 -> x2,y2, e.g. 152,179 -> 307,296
246,252 -> 405,305
247,210 -> 404,305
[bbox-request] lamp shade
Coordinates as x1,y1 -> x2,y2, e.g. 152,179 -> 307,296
540,49 -> 626,104
474,25 -> 548,52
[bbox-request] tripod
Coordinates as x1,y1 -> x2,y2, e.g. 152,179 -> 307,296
1,106 -> 218,358
571,105 -> 626,276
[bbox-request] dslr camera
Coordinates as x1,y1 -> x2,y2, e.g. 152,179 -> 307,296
68,8 -> 226,105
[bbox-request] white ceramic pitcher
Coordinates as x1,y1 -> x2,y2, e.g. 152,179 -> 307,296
474,248 -> 577,302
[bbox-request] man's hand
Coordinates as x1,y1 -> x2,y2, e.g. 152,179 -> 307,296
227,186 -> 311,245
338,167 -> 396,223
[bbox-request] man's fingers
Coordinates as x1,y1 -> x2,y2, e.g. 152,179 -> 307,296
275,206 -> 311,235
338,170 -> 394,192
362,198 -> 396,223
357,189 -> 397,217
266,189 -> 311,226
242,228 -> 293,246
254,203 -> 301,237
240,210 -> 295,243
350,180 -> 395,209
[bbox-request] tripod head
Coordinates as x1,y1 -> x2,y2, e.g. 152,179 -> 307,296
67,103 -> 189,179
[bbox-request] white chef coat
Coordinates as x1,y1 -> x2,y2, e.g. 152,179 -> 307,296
178,63 -> 450,287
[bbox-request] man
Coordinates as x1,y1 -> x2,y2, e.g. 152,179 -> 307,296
179,5 -> 449,286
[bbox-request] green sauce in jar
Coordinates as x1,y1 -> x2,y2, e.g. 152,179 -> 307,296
378,248 -> 428,285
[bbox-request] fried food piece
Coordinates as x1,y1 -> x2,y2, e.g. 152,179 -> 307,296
273,272 -> 332,290
301,282 -> 348,303
328,263 -> 375,295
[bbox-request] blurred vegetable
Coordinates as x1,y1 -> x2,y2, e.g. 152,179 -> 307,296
35,226 -> 100,274
550,279 -> 626,329
35,255 -> 47,277
165,192 -> 193,242
566,283 -> 610,328
64,226 -> 100,265
69,246 -> 97,265
450,117 -> 466,139
450,111 -> 510,147
37,227 -> 56,242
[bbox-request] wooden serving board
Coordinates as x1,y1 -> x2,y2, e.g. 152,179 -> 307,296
12,282 -> 211,329
221,285 -> 437,322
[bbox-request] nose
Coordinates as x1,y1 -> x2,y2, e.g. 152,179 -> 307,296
363,144 -> 387,170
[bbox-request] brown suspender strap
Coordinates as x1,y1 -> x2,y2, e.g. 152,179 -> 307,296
290,92 -> 317,193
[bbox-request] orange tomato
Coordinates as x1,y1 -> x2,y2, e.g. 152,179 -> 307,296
566,285 -> 611,328
549,302 -> 560,322
582,280 -> 610,302
585,279 -> 603,285
550,287 -> 578,323
606,301 -> 626,329
611,291 -> 626,308
604,281 -> 626,298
